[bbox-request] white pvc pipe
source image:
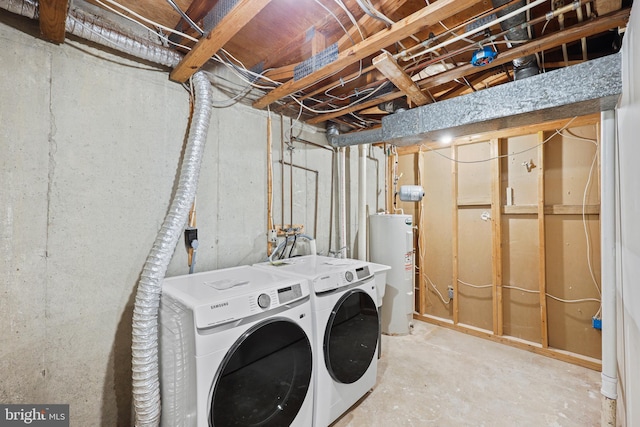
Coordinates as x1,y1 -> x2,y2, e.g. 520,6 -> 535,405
337,147 -> 348,258
357,144 -> 368,261
600,110 -> 617,426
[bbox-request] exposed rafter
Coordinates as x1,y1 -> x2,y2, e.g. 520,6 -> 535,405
170,0 -> 272,83
306,7 -> 630,124
253,0 -> 483,109
39,0 -> 68,43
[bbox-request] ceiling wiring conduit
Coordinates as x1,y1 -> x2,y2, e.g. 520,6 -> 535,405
0,2 -> 215,426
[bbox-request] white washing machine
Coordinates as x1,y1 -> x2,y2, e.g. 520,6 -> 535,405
159,265 -> 314,427
254,255 -> 380,427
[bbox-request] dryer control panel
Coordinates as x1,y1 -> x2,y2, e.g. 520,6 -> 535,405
194,281 -> 307,329
313,265 -> 372,293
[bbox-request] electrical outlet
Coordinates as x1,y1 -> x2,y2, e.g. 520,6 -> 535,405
447,286 -> 454,300
268,229 -> 277,243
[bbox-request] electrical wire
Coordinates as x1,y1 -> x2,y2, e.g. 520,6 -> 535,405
97,0 -> 198,43
165,0 -> 204,35
289,81 -> 390,114
458,279 -> 492,289
425,273 -> 451,305
420,116 -> 578,163
458,282 -> 601,304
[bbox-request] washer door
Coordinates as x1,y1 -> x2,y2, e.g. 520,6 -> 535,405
324,288 -> 379,384
209,318 -> 312,427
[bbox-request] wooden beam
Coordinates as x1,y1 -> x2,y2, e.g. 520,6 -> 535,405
396,114 -> 600,152
416,314 -> 602,371
373,51 -> 430,106
311,30 -> 326,57
451,145 -> 459,325
39,0 -> 68,43
537,132 -> 549,348
503,204 -> 600,215
305,9 -> 629,124
170,0 -> 273,83
253,0 -> 481,109
491,139 -> 503,336
594,0 -> 622,16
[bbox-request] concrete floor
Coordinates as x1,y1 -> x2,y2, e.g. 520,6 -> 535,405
333,321 -> 601,427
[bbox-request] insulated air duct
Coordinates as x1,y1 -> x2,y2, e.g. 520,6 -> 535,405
491,0 -> 539,80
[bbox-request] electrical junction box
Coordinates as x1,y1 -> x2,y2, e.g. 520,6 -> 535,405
592,316 -> 602,330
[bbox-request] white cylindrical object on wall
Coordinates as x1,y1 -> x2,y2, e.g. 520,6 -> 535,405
369,213 -> 414,335
399,185 -> 424,202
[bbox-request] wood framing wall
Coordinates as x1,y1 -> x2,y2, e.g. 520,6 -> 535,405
392,114 -> 602,369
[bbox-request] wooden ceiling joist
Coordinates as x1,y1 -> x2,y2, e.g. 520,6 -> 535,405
306,7 -> 630,124
39,0 -> 68,43
373,51 -> 429,106
252,0 -> 482,110
170,0 -> 273,83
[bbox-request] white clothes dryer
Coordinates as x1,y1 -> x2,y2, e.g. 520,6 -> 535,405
159,265 -> 314,427
254,255 -> 380,427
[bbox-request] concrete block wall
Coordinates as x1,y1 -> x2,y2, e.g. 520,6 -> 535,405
0,14 -> 385,425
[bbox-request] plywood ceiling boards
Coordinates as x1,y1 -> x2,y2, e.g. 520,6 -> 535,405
253,0 -> 483,109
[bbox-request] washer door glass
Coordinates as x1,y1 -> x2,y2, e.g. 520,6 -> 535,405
210,318 -> 312,427
324,289 -> 379,384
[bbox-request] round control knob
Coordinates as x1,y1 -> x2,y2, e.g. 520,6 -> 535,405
345,271 -> 354,282
257,293 -> 271,309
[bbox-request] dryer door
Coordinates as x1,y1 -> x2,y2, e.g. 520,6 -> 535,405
324,288 -> 379,384
209,318 -> 312,427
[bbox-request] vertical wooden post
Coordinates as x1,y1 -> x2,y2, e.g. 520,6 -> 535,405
491,139 -> 504,336
451,145 -> 459,324
267,114 -> 274,256
538,131 -> 549,348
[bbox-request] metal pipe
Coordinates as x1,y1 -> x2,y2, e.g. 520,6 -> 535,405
280,114 -> 285,228
165,0 -> 204,36
280,160 -> 319,240
337,147 -> 348,258
292,136 -> 334,151
289,118 -> 294,228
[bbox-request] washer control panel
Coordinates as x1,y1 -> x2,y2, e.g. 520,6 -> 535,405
313,265 -> 372,293
195,281 -> 307,328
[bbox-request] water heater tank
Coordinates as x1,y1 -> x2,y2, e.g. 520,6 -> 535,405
369,213 -> 414,335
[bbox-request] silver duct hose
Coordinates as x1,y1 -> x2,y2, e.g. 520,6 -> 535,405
0,1 -> 214,425
65,8 -> 183,68
132,71 -> 212,426
0,0 -> 37,18
491,0 -> 539,80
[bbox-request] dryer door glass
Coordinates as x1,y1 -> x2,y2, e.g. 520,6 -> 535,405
210,319 -> 312,427
324,288 -> 379,384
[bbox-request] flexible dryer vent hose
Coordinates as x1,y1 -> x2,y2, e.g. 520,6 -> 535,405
0,1 -> 214,425
131,71 -> 212,426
